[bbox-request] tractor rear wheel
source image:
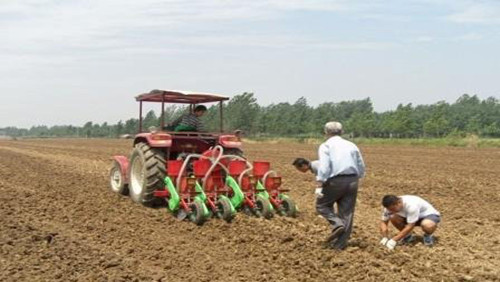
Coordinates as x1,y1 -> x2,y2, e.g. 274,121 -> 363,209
255,197 -> 273,219
109,161 -> 128,195
280,197 -> 297,218
189,201 -> 206,225
216,197 -> 234,223
128,143 -> 166,206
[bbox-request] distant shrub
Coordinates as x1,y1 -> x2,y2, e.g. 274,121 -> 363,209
246,136 -> 500,148
465,134 -> 479,148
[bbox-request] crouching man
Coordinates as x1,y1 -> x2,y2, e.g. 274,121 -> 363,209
380,195 -> 441,250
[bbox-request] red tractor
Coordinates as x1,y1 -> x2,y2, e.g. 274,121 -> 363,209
109,89 -> 297,223
109,89 -> 242,206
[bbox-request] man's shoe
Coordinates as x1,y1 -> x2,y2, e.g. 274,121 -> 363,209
326,226 -> 345,243
400,234 -> 416,245
423,234 -> 435,247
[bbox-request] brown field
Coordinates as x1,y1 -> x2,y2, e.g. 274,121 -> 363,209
1,139 -> 499,281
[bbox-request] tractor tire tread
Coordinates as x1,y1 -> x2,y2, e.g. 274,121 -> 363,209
129,143 -> 166,206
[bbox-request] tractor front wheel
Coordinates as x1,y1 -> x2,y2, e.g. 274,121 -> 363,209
109,161 -> 128,195
128,143 -> 166,206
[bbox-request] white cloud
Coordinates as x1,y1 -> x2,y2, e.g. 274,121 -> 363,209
446,2 -> 500,24
0,1 -> 327,50
414,36 -> 434,43
305,41 -> 398,50
2,0 -> 495,62
266,0 -> 350,12
453,33 -> 483,41
0,0 -> 396,61
2,0 -> 496,61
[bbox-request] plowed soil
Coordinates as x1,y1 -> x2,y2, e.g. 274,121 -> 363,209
1,139 -> 499,281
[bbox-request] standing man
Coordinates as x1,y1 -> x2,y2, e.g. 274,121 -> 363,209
316,121 -> 365,250
379,195 -> 441,249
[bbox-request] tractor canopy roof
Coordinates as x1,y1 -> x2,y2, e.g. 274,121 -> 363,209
136,89 -> 230,104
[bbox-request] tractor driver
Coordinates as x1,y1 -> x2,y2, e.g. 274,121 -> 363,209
169,105 -> 207,132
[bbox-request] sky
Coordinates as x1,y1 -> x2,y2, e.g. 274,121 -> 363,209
1,0 -> 499,128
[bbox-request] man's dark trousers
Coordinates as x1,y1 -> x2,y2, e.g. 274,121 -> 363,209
316,175 -> 359,249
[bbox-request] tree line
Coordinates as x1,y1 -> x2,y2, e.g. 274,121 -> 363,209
1,94 -> 499,138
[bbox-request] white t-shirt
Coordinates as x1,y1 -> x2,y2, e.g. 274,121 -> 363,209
381,195 -> 440,224
310,160 -> 320,175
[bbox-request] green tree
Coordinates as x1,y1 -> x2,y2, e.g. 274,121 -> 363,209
82,122 -> 93,138
347,112 -> 376,137
312,102 -> 338,133
390,104 -> 417,137
124,119 -> 138,134
143,110 -> 158,130
224,92 -> 260,133
3,93 -> 499,139
291,97 -> 314,135
423,102 -> 451,137
482,122 -> 500,137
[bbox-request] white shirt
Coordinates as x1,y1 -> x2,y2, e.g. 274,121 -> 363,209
381,195 -> 440,224
310,160 -> 320,175
316,136 -> 365,182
